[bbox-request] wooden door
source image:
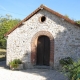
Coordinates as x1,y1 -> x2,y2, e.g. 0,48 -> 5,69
37,36 -> 50,66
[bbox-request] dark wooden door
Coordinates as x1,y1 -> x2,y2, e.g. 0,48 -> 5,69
37,36 -> 50,66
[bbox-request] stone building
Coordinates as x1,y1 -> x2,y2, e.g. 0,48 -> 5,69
5,5 -> 80,69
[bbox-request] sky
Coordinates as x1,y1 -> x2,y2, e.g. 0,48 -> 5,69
0,0 -> 80,20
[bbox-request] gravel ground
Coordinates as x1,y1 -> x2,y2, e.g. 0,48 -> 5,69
0,61 -> 68,80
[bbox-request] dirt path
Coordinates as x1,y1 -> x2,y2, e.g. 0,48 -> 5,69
0,61 -> 68,80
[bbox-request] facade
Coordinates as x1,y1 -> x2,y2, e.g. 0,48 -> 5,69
5,5 -> 80,69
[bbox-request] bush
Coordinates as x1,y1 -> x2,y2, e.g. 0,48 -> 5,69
59,57 -> 73,66
66,60 -> 80,80
59,58 -> 80,80
0,39 -> 6,49
9,59 -> 22,69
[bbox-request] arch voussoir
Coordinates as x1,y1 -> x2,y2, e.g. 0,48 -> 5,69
31,31 -> 54,67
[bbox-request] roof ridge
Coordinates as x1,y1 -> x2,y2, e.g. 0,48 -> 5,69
4,4 -> 80,36
41,5 -> 80,26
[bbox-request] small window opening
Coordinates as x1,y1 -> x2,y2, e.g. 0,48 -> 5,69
40,16 -> 46,22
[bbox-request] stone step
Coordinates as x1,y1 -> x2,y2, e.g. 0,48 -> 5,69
34,65 -> 50,69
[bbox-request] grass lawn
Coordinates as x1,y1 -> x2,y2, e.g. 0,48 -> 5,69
0,49 -> 6,61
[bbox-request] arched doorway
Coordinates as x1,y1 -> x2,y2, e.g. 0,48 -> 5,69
31,31 -> 54,67
37,36 -> 50,66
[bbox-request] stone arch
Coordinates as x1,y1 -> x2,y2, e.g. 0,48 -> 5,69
31,31 -> 54,67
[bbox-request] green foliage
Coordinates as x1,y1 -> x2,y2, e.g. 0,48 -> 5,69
75,20 -> 80,25
64,15 -> 69,18
69,60 -> 80,80
0,39 -> 6,49
9,59 -> 22,69
64,14 -> 80,25
64,59 -> 80,80
59,57 -> 73,66
59,58 -> 80,80
0,14 -> 21,49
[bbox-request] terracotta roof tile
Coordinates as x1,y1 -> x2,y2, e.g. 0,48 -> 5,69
4,4 -> 80,36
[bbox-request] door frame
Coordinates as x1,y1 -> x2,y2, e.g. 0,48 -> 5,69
37,36 -> 50,66
31,31 -> 54,67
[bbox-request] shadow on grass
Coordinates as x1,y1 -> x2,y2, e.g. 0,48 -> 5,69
0,57 -> 6,61
0,61 -> 6,68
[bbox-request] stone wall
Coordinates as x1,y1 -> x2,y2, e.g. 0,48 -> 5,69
7,9 -> 80,68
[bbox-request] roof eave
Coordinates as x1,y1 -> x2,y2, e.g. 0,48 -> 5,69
4,4 -> 80,36
4,7 -> 41,36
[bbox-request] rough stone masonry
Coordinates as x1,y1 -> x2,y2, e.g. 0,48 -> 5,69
6,5 -> 80,69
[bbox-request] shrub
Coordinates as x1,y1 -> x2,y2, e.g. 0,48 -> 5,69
9,59 -> 22,69
60,58 -> 80,80
59,57 -> 73,66
67,60 -> 80,80
0,39 -> 6,49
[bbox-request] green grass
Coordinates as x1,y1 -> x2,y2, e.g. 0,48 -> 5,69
0,49 -> 6,61
0,49 -> 6,54
0,49 -> 6,52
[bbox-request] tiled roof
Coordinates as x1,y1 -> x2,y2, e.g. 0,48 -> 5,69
4,4 -> 80,36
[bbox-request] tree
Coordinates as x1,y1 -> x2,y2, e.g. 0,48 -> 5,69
0,15 -> 21,49
64,15 -> 69,18
64,14 -> 80,25
75,20 -> 80,25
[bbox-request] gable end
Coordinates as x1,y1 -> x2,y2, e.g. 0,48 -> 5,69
4,4 -> 80,36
